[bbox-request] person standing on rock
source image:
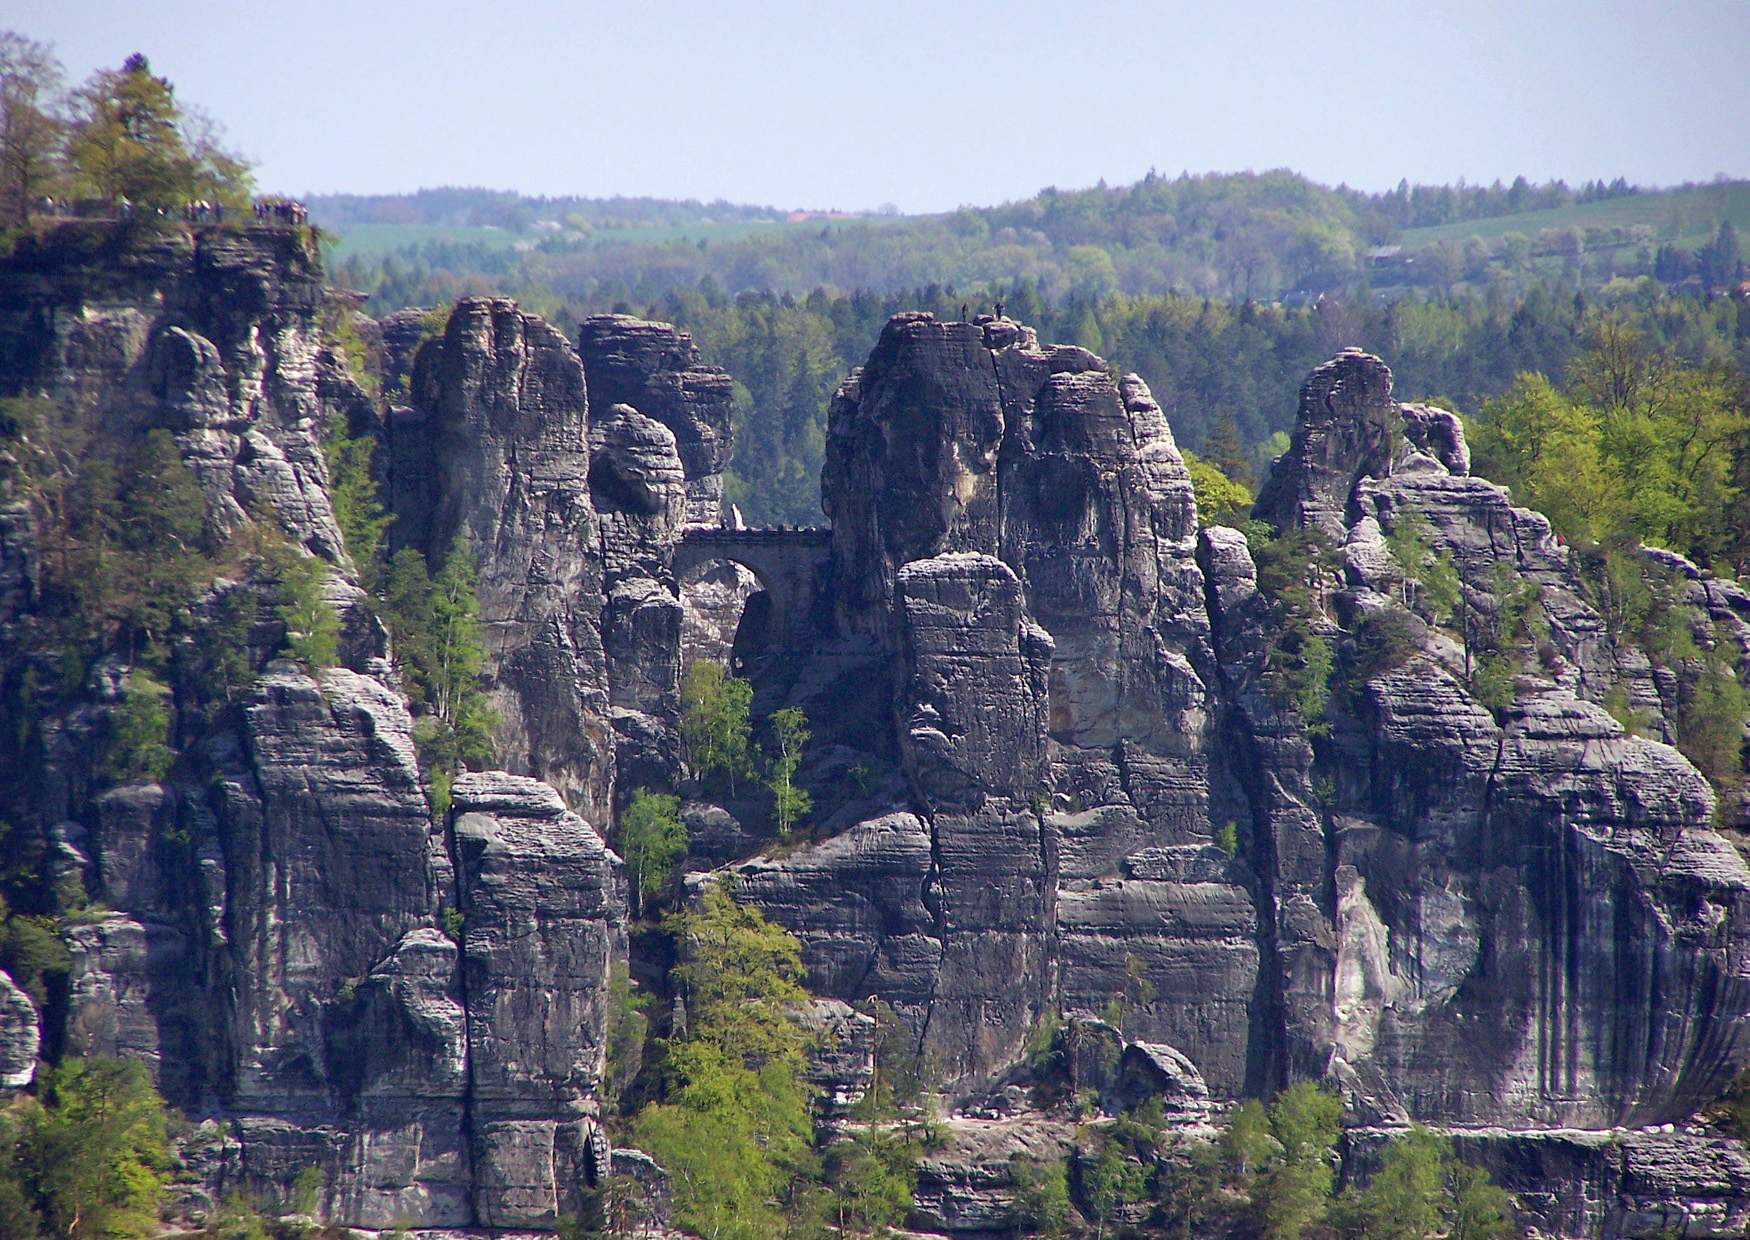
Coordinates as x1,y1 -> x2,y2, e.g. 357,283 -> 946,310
995,299 -> 1005,319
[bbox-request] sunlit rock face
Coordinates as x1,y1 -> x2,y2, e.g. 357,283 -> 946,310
1226,348 -> 1750,1129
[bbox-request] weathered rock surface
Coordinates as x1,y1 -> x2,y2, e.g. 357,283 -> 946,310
909,1116 -> 1078,1236
750,314 -> 1259,1093
577,314 -> 735,526
799,998 -> 876,1121
679,559 -> 761,668
589,401 -> 688,799
0,225 -> 346,559
8,217 -> 1750,1235
393,297 -> 616,822
1231,349 -> 1750,1129
451,771 -> 624,1229
0,969 -> 39,1090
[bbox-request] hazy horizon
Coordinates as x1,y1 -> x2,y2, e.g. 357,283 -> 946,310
14,0 -> 1750,212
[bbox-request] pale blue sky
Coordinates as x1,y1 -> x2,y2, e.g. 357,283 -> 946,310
15,0 -> 1750,211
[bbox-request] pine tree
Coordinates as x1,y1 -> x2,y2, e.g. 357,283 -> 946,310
1203,409 -> 1255,491
267,543 -> 339,674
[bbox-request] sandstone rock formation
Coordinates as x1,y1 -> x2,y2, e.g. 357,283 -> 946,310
0,234 -> 637,1233
755,314 -> 1257,1094
451,772 -> 623,1228
589,401 -> 688,798
0,970 -> 39,1091
393,298 -> 616,822
739,318 -> 1750,1234
6,218 -> 1750,1236
1224,348 -> 1750,1129
577,314 -> 735,527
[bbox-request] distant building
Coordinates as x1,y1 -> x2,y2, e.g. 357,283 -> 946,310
1367,245 -> 1413,272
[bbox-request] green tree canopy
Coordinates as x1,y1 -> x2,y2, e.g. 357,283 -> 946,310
631,884 -> 819,1240
0,1057 -> 173,1239
64,52 -> 250,208
615,789 -> 687,916
680,660 -> 754,794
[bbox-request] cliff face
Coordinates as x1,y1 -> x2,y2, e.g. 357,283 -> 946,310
747,318 -> 1750,1234
0,237 -> 635,1230
790,314 -> 1255,1089
4,222 -> 1750,1237
769,326 -> 1750,1131
1219,349 -> 1750,1129
390,299 -> 617,821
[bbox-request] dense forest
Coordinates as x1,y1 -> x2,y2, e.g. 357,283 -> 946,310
316,172 -> 1749,308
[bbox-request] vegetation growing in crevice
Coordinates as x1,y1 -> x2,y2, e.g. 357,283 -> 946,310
680,660 -> 755,795
1382,511 -> 1459,625
0,1056 -> 172,1240
764,706 -> 812,838
322,425 -> 390,592
316,413 -> 498,814
375,538 -> 496,814
622,882 -> 926,1239
1183,449 -> 1253,529
680,659 -> 815,838
993,1080 -> 1515,1239
615,789 -> 686,917
1252,527 -> 1339,728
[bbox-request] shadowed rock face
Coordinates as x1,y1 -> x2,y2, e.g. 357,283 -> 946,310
751,314 -> 1262,1092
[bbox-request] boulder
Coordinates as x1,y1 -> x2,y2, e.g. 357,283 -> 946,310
577,315 -> 735,526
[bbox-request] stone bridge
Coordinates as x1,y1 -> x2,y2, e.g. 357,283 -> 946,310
674,525 -> 832,648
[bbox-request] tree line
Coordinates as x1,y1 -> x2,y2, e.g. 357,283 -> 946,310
318,168 -> 1745,318
481,277 -> 1741,528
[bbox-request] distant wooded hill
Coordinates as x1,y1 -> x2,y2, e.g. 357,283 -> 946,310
313,172 -> 1748,310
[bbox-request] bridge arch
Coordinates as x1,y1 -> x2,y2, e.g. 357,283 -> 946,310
673,527 -> 831,658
